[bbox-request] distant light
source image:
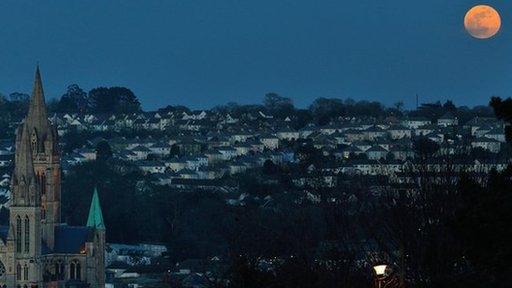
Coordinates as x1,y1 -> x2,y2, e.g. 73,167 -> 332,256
373,264 -> 387,276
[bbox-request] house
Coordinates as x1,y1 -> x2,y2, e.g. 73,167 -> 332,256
0,154 -> 12,167
130,145 -> 152,160
389,146 -> 415,161
230,132 -> 253,143
319,124 -> 339,135
116,149 -> 139,161
136,160 -> 166,174
473,125 -> 493,137
177,138 -> 203,155
75,148 -> 97,161
484,127 -> 506,142
259,134 -> 279,150
204,150 -> 224,164
352,140 -> 372,152
249,141 -> 265,153
471,137 -> 501,153
464,117 -> 500,135
402,117 -> 431,129
339,145 -> 363,159
344,129 -> 365,142
229,160 -> 248,175
363,126 -> 387,140
217,147 -> 238,160
375,138 -> 392,151
415,124 -> 437,136
177,169 -> 199,179
437,112 -> 459,127
164,158 -> 188,172
275,127 -> 299,141
366,145 -> 389,160
388,125 -> 411,139
149,142 -> 172,156
184,156 -> 208,170
234,143 -> 252,156
299,124 -> 317,138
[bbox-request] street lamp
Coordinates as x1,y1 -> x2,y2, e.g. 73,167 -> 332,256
373,264 -> 387,276
373,264 -> 387,288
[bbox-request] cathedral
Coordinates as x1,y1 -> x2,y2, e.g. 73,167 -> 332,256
0,67 -> 106,288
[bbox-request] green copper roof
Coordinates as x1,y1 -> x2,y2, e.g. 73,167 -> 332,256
86,187 -> 106,230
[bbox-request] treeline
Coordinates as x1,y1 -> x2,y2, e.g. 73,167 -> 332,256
53,84 -> 141,114
0,85 -> 497,133
212,93 -> 494,126
0,84 -> 141,117
0,85 -> 140,136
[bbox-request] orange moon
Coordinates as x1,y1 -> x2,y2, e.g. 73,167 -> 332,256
464,5 -> 501,39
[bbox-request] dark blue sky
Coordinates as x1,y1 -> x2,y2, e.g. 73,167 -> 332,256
0,1 -> 511,110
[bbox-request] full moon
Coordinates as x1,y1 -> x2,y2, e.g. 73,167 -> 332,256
464,5 -> 501,39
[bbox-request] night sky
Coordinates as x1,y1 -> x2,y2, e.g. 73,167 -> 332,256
0,1 -> 511,110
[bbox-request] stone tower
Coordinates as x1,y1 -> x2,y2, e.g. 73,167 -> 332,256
26,66 -> 61,251
0,67 -> 106,288
86,188 -> 106,288
8,66 -> 61,287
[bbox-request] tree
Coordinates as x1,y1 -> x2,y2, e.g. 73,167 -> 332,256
88,87 -> 141,113
263,93 -> 294,118
490,96 -> 512,143
58,84 -> 88,113
413,137 -> 439,159
262,159 -> 279,175
309,98 -> 345,125
170,144 -> 180,157
394,101 -> 404,112
443,100 -> 456,112
95,141 -> 113,161
454,171 -> 512,287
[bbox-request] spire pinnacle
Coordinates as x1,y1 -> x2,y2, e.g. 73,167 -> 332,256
87,187 -> 106,230
25,65 -> 50,150
31,64 -> 45,108
27,65 -> 48,119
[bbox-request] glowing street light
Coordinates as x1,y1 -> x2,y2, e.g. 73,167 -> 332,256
373,264 -> 388,288
373,264 -> 387,277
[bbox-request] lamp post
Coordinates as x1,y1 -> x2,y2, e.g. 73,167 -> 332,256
373,264 -> 387,288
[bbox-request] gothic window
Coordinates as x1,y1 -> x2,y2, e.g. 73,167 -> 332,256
37,173 -> 46,196
55,261 -> 64,280
24,216 -> 30,253
0,260 -> 5,277
16,264 -> 21,280
69,260 -> 81,280
16,216 -> 21,253
69,262 -> 75,279
23,264 -> 28,280
76,262 -> 81,280
42,174 -> 46,195
31,131 -> 37,153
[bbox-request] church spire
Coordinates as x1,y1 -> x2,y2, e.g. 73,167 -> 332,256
26,65 -> 49,134
32,64 -> 44,104
87,187 -> 106,230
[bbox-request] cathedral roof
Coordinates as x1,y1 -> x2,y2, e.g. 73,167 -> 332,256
87,187 -> 106,230
52,225 -> 93,254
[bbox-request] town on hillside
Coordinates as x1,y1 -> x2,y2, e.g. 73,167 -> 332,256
0,88 -> 510,287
